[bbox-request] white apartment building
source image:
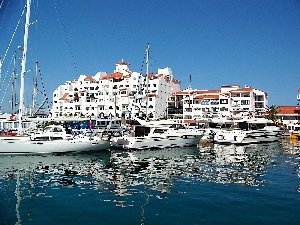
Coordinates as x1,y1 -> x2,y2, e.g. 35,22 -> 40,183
51,61 -> 181,119
167,84 -> 268,123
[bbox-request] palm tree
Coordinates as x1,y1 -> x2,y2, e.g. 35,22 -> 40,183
266,105 -> 279,122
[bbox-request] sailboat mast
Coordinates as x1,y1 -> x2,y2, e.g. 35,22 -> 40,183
18,0 -> 31,134
189,73 -> 191,109
145,43 -> 150,118
11,51 -> 17,114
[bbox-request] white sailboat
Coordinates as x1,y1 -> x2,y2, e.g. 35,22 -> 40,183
0,0 -> 110,154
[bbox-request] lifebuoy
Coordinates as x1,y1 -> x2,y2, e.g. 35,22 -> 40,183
130,125 -> 135,130
10,114 -> 16,121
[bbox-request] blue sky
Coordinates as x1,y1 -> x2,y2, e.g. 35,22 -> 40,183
0,0 -> 300,112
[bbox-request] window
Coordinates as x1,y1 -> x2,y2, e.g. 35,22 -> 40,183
242,93 -> 250,97
231,93 -> 240,97
241,100 -> 250,105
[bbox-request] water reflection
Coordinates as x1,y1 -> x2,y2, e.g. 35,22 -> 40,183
0,141 -> 299,211
196,142 -> 281,185
279,139 -> 300,192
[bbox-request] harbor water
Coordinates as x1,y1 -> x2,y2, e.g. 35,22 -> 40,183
0,140 -> 299,225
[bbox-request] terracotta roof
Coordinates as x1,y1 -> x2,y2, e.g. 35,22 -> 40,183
117,61 -> 129,65
103,72 -> 123,79
84,75 -> 95,81
231,87 -> 253,92
174,90 -> 191,95
148,72 -> 156,77
59,93 -> 69,100
194,94 -> 219,99
277,106 -> 300,115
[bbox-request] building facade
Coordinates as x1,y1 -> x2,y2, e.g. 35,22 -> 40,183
52,61 -> 272,123
167,84 -> 268,123
51,61 -> 181,119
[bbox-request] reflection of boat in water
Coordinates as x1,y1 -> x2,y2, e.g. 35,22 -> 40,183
0,150 -> 112,177
196,142 -> 281,185
112,147 -> 199,162
0,142 -> 286,222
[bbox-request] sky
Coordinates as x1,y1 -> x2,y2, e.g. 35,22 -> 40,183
0,0 -> 300,112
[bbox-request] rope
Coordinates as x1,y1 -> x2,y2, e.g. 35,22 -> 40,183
1,4 -> 26,68
53,0 -> 78,77
0,0 -> 9,31
0,55 -> 14,107
36,62 -> 50,109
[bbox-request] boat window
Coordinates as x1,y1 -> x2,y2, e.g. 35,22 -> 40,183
154,129 -> 166,133
43,127 -> 52,132
53,127 -> 63,132
295,126 -> 300,132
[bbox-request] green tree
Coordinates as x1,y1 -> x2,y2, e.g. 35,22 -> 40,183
266,105 -> 279,122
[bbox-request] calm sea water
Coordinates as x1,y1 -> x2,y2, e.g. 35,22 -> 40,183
0,140 -> 299,225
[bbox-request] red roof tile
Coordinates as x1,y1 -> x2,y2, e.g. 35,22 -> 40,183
84,75 -> 95,81
194,94 -> 219,99
277,106 -> 300,115
231,87 -> 253,92
117,61 -> 129,65
103,72 -> 123,79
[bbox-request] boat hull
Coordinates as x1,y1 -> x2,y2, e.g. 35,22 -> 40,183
214,129 -> 283,144
0,138 -> 111,154
111,134 -> 203,150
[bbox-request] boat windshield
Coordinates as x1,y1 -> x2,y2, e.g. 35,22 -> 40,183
43,127 -> 53,133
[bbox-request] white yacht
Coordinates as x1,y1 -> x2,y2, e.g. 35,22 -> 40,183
111,117 -> 205,150
213,117 -> 283,144
0,124 -> 110,154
